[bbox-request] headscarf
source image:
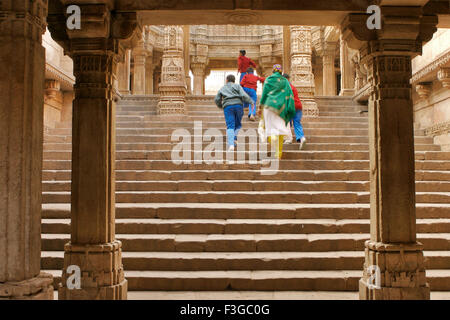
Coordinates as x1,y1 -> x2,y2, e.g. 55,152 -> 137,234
260,71 -> 296,124
272,64 -> 282,73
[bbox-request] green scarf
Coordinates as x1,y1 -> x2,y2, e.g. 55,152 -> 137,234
260,72 -> 296,124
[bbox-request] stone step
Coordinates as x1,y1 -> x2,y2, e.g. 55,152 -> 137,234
121,291 -> 450,300
113,121 -> 371,129
40,250 -> 450,271
114,115 -> 371,123
49,128 -> 373,138
42,159 -> 450,171
41,181 -> 450,193
44,131 -> 434,145
41,233 -> 450,252
179,111 -> 364,118
42,190 -> 450,204
41,218 -> 450,235
184,105 -> 367,113
43,150 -> 449,162
42,170 -> 450,183
43,142 -> 441,152
41,203 -> 450,220
43,269 -> 450,291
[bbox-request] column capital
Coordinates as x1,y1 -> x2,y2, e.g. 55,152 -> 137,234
341,8 -> 438,59
47,4 -> 142,62
0,0 -> 48,40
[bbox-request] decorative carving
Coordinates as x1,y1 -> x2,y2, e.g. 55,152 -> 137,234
224,11 -> 261,25
437,67 -> 450,88
425,121 -> 450,137
158,26 -> 187,115
290,26 -> 318,117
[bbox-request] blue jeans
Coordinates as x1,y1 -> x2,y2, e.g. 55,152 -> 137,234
291,109 -> 305,141
243,87 -> 257,116
224,104 -> 244,147
239,72 -> 247,83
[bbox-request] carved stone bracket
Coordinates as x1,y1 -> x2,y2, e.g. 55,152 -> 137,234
415,82 -> 433,99
437,67 -> 450,88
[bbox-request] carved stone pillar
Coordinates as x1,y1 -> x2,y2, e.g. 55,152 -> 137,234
61,91 -> 74,123
342,8 -> 438,300
145,60 -> 155,95
323,48 -> 336,96
132,43 -> 147,95
290,26 -> 318,117
183,26 -> 192,94
0,0 -> 54,300
191,63 -> 206,95
158,26 -> 187,115
118,49 -> 131,95
191,43 -> 208,96
283,26 -> 291,73
339,33 -> 355,96
47,3 -> 141,300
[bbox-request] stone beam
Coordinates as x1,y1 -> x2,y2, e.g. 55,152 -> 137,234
116,0 -> 371,12
342,7 -> 438,300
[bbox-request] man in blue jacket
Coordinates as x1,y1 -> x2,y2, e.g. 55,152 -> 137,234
215,74 -> 254,151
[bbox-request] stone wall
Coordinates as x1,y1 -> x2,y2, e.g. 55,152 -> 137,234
412,29 -> 450,151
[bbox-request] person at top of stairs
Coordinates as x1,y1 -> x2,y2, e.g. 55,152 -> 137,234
237,50 -> 257,83
214,74 -> 254,151
283,73 -> 307,150
240,67 -> 266,122
259,64 -> 297,159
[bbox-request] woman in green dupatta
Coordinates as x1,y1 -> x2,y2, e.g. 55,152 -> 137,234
259,64 -> 296,159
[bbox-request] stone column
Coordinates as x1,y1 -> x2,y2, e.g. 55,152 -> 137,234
283,26 -> 291,73
339,33 -> 355,96
191,43 -> 209,96
322,47 -> 336,96
183,26 -> 192,94
132,43 -> 147,95
191,63 -> 206,95
342,9 -> 438,300
290,26 -> 318,117
61,91 -> 74,123
145,60 -> 155,95
48,4 -> 140,300
0,0 -> 54,300
118,49 -> 131,95
158,26 -> 187,115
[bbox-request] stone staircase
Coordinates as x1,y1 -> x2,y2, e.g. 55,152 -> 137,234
41,96 -> 450,295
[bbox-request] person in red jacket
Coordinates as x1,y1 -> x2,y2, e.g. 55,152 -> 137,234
283,74 -> 306,150
240,68 -> 265,121
237,50 -> 257,83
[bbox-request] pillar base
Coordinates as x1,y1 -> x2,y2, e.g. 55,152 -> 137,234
0,273 -> 54,300
359,240 -> 430,300
359,279 -> 430,300
58,241 -> 127,300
